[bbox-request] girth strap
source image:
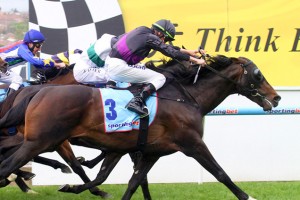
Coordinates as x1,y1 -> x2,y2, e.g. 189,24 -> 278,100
137,115 -> 149,152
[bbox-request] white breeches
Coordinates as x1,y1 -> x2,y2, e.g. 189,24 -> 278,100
0,69 -> 23,90
73,33 -> 115,84
73,53 -> 109,84
105,57 -> 166,90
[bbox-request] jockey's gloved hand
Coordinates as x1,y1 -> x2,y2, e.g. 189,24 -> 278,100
55,62 -> 66,69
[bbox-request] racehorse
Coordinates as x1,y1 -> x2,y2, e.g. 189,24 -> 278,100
0,55 -> 109,196
0,63 -> 74,193
0,61 -> 151,198
0,55 -> 281,199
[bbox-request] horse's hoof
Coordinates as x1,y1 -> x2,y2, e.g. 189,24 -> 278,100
92,191 -> 111,198
61,166 -> 72,174
58,184 -> 70,193
76,156 -> 85,163
27,189 -> 38,194
22,172 -> 36,181
7,174 -> 17,182
90,187 -> 111,198
248,196 -> 257,200
102,192 -> 112,199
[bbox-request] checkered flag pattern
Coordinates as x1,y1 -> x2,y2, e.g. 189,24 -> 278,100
29,0 -> 125,57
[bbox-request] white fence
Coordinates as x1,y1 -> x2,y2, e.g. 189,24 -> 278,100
32,89 -> 300,185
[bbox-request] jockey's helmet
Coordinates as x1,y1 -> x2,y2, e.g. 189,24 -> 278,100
23,29 -> 45,43
152,19 -> 175,42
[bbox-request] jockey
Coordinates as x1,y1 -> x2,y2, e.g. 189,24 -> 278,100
106,19 -> 206,117
73,33 -> 119,86
0,29 -> 66,97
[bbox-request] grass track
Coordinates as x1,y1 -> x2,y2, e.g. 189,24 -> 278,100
0,181 -> 300,200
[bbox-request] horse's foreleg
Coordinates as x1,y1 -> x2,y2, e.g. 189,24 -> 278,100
14,169 -> 35,181
61,152 -> 123,195
140,176 -> 151,200
129,152 -> 151,200
78,151 -> 106,169
122,155 -> 158,200
55,141 -> 109,198
14,176 -> 33,193
0,141 -> 40,181
184,139 -> 254,200
33,155 -> 72,173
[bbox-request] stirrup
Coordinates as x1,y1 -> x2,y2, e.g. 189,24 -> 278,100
125,98 -> 149,117
106,80 -> 117,88
127,105 -> 149,118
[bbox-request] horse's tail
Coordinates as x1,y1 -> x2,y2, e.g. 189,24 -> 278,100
0,90 -> 40,128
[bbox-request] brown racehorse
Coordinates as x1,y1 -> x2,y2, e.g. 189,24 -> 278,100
0,55 -> 281,199
0,64 -> 109,197
0,64 -> 151,198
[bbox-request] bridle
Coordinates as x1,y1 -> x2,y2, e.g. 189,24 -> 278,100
195,56 -> 266,98
156,56 -> 268,108
236,59 -> 265,98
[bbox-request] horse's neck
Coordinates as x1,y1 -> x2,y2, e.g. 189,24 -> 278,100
191,67 -> 241,115
47,71 -> 78,85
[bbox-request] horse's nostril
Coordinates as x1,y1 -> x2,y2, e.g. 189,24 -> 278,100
274,95 -> 281,103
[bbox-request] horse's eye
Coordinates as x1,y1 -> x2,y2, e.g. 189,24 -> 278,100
253,68 -> 263,82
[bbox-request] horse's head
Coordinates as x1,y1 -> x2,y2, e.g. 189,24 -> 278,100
234,57 -> 281,110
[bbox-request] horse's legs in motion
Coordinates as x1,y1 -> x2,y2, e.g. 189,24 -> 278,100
129,152 -> 151,200
56,141 -> 109,198
0,178 -> 11,188
0,140 -> 45,183
121,156 -> 159,200
77,151 -> 106,169
60,152 -> 124,195
183,137 -> 254,200
14,176 -> 37,193
14,169 -> 35,180
33,155 -> 72,173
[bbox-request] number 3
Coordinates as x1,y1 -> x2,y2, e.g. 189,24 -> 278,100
105,99 -> 117,120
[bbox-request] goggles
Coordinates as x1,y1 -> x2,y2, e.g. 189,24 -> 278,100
153,23 -> 175,42
33,42 -> 43,48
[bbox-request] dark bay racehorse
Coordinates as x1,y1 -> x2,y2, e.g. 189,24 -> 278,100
0,62 -> 110,196
0,55 -> 280,199
0,64 -> 151,198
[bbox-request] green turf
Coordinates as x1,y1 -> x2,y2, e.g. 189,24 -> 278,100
0,181 -> 300,200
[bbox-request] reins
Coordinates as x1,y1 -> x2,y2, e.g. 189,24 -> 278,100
150,59 -> 201,108
151,54 -> 259,109
200,56 -> 265,99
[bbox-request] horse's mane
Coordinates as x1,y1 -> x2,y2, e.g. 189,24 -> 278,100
146,55 -> 236,85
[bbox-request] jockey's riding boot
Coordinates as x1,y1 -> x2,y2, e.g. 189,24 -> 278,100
126,83 -> 156,118
106,80 -> 117,88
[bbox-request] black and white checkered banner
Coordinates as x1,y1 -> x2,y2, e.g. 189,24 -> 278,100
29,0 -> 125,57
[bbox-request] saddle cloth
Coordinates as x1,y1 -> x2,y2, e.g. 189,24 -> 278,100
99,88 -> 157,133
